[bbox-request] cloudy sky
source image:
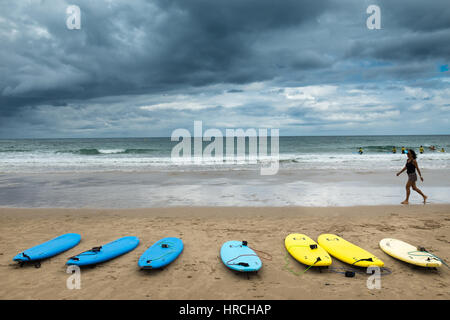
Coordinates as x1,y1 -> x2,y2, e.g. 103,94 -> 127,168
0,0 -> 449,138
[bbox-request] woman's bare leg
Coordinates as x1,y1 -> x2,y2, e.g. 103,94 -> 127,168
402,181 -> 411,204
412,181 -> 427,203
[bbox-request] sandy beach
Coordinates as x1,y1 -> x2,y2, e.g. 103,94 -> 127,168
1,205 -> 448,300
2,0 -> 450,308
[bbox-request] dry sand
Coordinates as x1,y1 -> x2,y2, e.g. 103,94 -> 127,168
0,205 -> 449,300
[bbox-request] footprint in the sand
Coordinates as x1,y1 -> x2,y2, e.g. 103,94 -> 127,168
376,225 -> 397,232
329,225 -> 349,234
436,236 -> 449,244
410,220 -> 442,230
423,220 -> 442,228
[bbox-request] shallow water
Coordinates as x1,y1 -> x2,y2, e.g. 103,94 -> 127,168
1,169 -> 449,208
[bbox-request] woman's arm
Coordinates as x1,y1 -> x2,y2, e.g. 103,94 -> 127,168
397,166 -> 406,176
414,160 -> 424,181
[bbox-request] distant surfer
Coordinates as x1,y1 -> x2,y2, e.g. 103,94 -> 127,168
392,146 -> 397,154
419,146 -> 424,154
358,147 -> 363,155
401,146 -> 406,154
441,147 -> 445,153
429,145 -> 436,151
396,149 -> 427,204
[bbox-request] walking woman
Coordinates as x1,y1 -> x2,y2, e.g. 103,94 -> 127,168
396,149 -> 427,204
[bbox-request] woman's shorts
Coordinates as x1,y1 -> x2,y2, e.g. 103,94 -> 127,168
408,173 -> 417,182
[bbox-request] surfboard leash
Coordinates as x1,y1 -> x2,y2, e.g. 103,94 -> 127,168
283,252 -> 323,276
302,257 -> 322,274
327,266 -> 392,277
407,248 -> 449,269
283,252 -> 302,277
225,241 -> 273,266
250,248 -> 273,261
20,252 -> 32,260
225,251 -> 272,267
338,257 -> 392,277
144,241 -> 177,264
16,253 -> 42,268
226,254 -> 258,267
68,246 -> 102,261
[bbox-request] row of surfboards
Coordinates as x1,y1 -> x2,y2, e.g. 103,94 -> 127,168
13,233 -> 443,272
13,235 -> 183,269
224,234 -> 443,272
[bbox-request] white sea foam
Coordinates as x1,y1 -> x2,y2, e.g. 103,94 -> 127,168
0,150 -> 449,173
97,149 -> 127,154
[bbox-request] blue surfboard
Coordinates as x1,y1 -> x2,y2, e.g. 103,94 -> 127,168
13,233 -> 81,265
220,240 -> 262,272
66,236 -> 139,266
138,237 -> 183,269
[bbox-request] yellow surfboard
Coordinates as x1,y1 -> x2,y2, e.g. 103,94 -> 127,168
318,234 -> 384,267
285,234 -> 332,267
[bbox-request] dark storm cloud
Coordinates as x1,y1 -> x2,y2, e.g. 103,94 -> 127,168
347,29 -> 450,62
0,0 -> 331,112
0,0 -> 449,137
380,0 -> 450,32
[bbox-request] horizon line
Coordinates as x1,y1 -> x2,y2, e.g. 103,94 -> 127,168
1,133 -> 449,140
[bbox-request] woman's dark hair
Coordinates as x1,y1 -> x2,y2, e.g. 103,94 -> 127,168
408,149 -> 417,159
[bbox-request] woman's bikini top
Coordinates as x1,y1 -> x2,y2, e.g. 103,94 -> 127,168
406,160 -> 416,174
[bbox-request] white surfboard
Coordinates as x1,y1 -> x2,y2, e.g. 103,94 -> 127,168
379,238 -> 442,268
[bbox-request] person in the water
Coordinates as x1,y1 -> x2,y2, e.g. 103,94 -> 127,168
441,147 -> 445,153
396,149 -> 427,204
401,146 -> 406,154
419,146 -> 424,154
358,147 -> 363,155
392,146 -> 397,154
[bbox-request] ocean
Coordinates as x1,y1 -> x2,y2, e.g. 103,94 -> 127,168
0,135 -> 449,173
1,135 -> 449,207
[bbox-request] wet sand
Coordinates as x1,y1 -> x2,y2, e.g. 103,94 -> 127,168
1,169 -> 450,207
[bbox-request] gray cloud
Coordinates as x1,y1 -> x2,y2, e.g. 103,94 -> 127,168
0,0 -> 449,137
